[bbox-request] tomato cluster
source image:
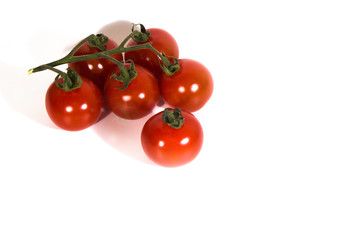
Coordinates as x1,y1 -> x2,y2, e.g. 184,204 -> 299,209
43,25 -> 213,167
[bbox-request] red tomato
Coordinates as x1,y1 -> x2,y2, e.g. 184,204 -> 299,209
122,28 -> 179,79
141,109 -> 203,167
68,37 -> 118,91
104,64 -> 160,119
160,59 -> 213,112
45,77 -> 103,131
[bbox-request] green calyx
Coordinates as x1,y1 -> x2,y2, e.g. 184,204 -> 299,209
112,59 -> 137,90
131,23 -> 150,43
159,55 -> 180,76
96,53 -> 137,90
55,68 -> 82,91
87,34 -> 109,51
162,108 -> 185,129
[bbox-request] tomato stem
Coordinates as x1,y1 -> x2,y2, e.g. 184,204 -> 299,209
131,23 -> 150,43
56,68 -> 82,91
98,53 -> 137,89
119,29 -> 138,48
41,64 -> 67,77
28,26 -> 181,81
66,34 -> 95,58
87,34 -> 109,51
42,66 -> 82,91
29,41 -> 153,74
162,108 -> 184,129
98,53 -> 129,79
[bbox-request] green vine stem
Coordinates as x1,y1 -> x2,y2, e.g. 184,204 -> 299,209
28,36 -> 152,74
131,23 -> 150,43
98,53 -> 130,79
98,53 -> 137,90
28,26 -> 180,79
40,65 -> 82,91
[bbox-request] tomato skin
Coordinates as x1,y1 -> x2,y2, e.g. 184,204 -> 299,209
141,110 -> 203,167
104,64 -> 160,119
68,38 -> 118,91
160,59 -> 213,112
121,28 -> 179,79
45,77 -> 103,131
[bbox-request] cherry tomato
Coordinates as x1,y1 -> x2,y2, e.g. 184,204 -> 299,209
141,109 -> 203,167
68,37 -> 118,91
122,28 -> 179,79
45,77 -> 103,131
160,59 -> 213,112
104,64 -> 160,119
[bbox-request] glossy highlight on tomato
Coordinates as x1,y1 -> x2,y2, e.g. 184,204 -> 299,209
141,109 -> 203,167
104,64 -> 160,119
123,28 -> 179,78
45,77 -> 103,131
68,37 -> 118,91
160,59 -> 213,112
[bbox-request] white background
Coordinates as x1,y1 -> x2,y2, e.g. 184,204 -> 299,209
0,0 -> 359,239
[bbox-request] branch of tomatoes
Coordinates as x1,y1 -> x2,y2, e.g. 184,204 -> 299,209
29,22 -> 214,167
28,25 -> 179,91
